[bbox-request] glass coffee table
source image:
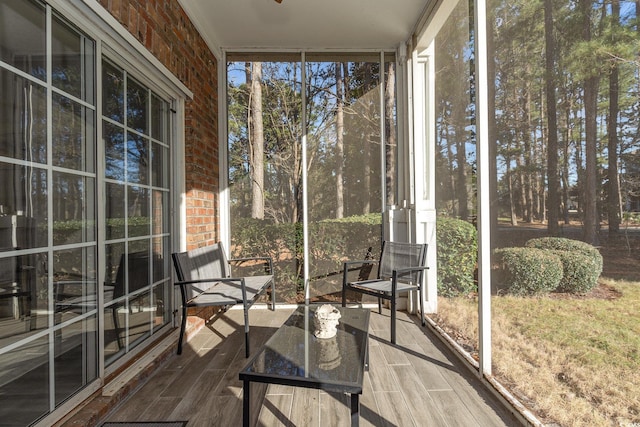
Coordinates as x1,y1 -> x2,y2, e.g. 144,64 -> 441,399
239,305 -> 370,427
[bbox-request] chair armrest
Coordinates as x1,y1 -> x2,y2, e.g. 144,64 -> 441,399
173,278 -> 243,286
393,266 -> 429,276
392,266 -> 429,283
173,277 -> 248,306
343,259 -> 377,269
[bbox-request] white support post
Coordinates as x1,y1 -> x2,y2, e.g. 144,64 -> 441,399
475,0 -> 492,377
410,43 -> 438,314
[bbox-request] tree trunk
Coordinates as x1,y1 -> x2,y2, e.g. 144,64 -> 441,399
385,61 -> 396,207
507,165 -> 518,226
607,0 -> 621,233
582,0 -> 600,245
249,62 -> 265,219
545,0 -> 560,235
335,62 -> 345,219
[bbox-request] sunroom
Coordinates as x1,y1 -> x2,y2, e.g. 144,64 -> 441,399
1,0 -> 638,426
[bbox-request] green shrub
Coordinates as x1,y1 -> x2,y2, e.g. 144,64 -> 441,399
494,247 -> 563,296
525,237 -> 602,294
548,250 -> 601,293
230,216 -> 382,299
436,217 -> 477,297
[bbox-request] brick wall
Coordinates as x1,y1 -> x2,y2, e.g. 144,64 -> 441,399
99,0 -> 219,249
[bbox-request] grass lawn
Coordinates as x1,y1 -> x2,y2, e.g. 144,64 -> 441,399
432,278 -> 640,426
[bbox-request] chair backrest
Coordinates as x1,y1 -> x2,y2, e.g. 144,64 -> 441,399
378,241 -> 428,284
172,242 -> 231,299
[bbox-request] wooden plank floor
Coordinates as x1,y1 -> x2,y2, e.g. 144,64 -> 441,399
104,306 -> 522,427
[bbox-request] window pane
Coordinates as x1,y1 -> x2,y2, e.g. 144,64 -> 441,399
152,190 -> 169,235
127,78 -> 148,135
0,162 -> 48,248
104,121 -> 125,181
106,182 -> 125,240
52,14 -> 93,100
53,173 -> 95,245
0,0 -> 46,80
152,236 -> 169,284
151,94 -> 169,143
53,247 -> 97,322
53,93 -> 95,173
127,186 -> 150,237
0,70 -> 47,164
0,252 -> 48,344
127,133 -> 149,184
0,336 -> 50,425
103,61 -> 124,123
54,317 -> 98,406
152,282 -> 170,327
104,242 -> 124,362
151,143 -> 168,188
127,241 -> 151,348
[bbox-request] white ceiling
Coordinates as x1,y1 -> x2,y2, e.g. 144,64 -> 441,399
178,0 -> 432,53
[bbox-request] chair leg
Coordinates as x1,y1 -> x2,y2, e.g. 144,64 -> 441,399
419,288 -> 425,326
391,297 -> 396,345
271,281 -> 276,311
342,285 -> 347,307
177,305 -> 187,355
244,305 -> 250,358
377,297 -> 382,315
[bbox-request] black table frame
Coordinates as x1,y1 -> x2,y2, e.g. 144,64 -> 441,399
239,305 -> 370,427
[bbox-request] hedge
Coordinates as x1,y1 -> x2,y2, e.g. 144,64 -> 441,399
436,217 -> 477,297
494,247 -> 564,296
525,237 -> 602,294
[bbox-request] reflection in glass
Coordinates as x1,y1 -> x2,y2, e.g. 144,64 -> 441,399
152,190 -> 169,235
152,283 -> 170,327
0,162 -> 48,248
106,183 -> 125,240
103,243 -> 152,359
51,14 -> 94,101
54,317 -> 98,405
53,93 -> 95,172
127,288 -> 151,348
0,252 -> 48,344
152,236 -> 169,283
0,70 -> 47,164
102,60 -> 124,123
53,247 -> 97,323
151,94 -> 169,143
118,244 -> 151,352
53,173 -> 95,245
127,78 -> 148,135
127,133 -> 149,184
0,0 -> 46,80
127,186 -> 150,237
151,144 -> 168,188
100,59 -> 171,368
0,335 -> 50,425
103,244 -> 130,356
104,121 -> 125,181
